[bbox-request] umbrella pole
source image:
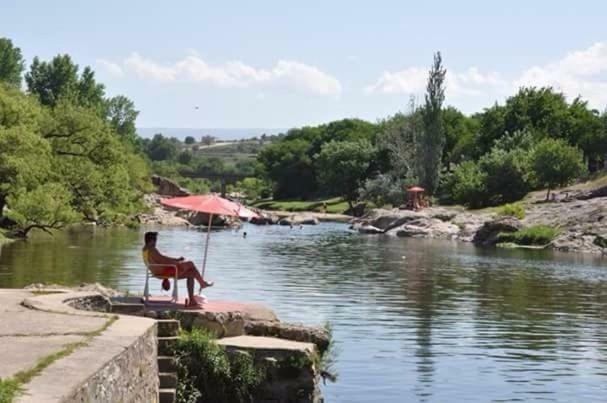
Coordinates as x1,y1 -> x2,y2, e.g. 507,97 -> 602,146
202,213 -> 213,279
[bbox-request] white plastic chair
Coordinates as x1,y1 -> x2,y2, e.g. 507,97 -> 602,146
143,263 -> 179,302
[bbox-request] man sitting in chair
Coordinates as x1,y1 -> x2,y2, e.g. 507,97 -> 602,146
142,231 -> 213,307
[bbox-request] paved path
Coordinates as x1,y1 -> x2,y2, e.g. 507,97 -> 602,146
0,290 -> 108,379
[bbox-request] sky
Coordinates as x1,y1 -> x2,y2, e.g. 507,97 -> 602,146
1,0 -> 607,129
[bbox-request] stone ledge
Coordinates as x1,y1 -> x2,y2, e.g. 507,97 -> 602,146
0,290 -> 159,403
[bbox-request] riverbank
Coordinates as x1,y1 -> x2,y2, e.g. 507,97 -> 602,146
352,181 -> 607,255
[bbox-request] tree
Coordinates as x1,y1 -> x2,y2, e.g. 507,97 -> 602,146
201,135 -> 216,146
0,126 -> 52,215
0,38 -> 25,87
184,136 -> 196,145
315,139 -> 375,208
25,54 -> 106,109
531,138 -> 586,200
5,183 -> 78,237
450,161 -> 487,208
258,138 -> 316,199
478,147 -> 532,204
106,95 -> 139,146
26,55 -> 79,106
146,134 -> 179,161
416,52 -> 446,194
378,101 -> 420,180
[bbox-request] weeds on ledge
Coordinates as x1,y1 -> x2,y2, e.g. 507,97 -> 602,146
0,378 -> 20,403
498,225 -> 559,246
496,203 -> 525,219
173,329 -> 265,403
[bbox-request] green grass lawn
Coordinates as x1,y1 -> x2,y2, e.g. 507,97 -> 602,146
251,197 -> 350,214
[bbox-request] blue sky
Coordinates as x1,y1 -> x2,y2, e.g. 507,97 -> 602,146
1,1 -> 606,128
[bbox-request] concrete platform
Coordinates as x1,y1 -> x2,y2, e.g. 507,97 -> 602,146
0,289 -> 158,402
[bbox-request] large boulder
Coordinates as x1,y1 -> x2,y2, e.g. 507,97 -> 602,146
151,174 -> 190,197
472,216 -> 522,246
250,211 -> 280,225
391,217 -> 460,239
278,214 -> 319,226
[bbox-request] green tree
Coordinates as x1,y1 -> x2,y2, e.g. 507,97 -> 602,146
146,133 -> 179,161
478,147 -> 532,205
258,138 -> 316,199
25,55 -> 106,109
450,161 -> 488,208
531,138 -> 586,200
0,126 -> 52,215
442,106 -> 479,165
26,55 -> 79,106
315,139 -> 375,208
0,38 -> 25,87
184,135 -> 196,145
5,183 -> 78,237
106,95 -> 139,146
416,52 -> 446,194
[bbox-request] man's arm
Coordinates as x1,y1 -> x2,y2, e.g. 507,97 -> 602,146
149,248 -> 183,265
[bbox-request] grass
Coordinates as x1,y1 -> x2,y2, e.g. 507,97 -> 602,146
0,315 -> 117,402
496,203 -> 525,219
251,197 -> 350,214
498,225 -> 559,246
0,379 -> 20,403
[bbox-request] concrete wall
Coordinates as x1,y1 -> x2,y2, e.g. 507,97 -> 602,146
65,325 -> 158,403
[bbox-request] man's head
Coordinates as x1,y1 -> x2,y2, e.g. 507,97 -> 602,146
144,231 -> 158,246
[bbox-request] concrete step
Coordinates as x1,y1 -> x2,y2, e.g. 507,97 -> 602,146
157,319 -> 180,337
159,388 -> 176,403
159,372 -> 178,389
158,355 -> 177,372
158,336 -> 179,356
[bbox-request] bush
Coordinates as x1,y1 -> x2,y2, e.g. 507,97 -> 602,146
497,203 -> 525,219
0,378 -> 20,403
498,225 -> 558,245
450,161 -> 488,208
173,329 -> 266,403
360,174 -> 408,207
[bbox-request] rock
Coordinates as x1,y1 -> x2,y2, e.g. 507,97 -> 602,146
353,224 -> 384,234
392,217 -> 460,239
573,185 -> 607,201
151,174 -> 190,196
472,216 -> 522,246
250,211 -> 280,225
244,321 -> 330,353
278,214 -> 319,226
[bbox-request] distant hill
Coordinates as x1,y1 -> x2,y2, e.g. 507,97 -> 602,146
137,127 -> 287,141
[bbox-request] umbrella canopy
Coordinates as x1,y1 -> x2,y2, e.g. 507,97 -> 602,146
159,194 -> 258,280
161,194 -> 241,216
407,186 -> 425,193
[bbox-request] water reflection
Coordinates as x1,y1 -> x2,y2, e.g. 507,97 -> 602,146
1,224 -> 607,402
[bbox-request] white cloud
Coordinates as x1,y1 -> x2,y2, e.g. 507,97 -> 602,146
114,52 -> 341,96
367,42 -> 607,109
515,42 -> 607,107
96,59 -> 124,77
366,66 -> 506,99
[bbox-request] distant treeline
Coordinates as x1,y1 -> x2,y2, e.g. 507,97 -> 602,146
256,54 -> 607,208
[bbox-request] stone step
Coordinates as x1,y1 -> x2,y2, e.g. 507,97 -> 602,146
158,355 -> 177,372
159,372 -> 178,389
157,319 -> 180,337
159,388 -> 176,403
158,336 -> 179,356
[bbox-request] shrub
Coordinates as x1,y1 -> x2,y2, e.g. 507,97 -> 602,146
498,225 -> 558,245
173,329 -> 265,403
450,161 -> 488,208
360,174 -> 408,207
497,203 -> 525,219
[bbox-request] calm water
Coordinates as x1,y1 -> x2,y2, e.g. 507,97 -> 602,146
2,223 -> 607,402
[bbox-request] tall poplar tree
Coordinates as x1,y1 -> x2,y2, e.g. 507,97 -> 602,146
416,52 -> 446,194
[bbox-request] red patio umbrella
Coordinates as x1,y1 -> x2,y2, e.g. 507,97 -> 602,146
161,194 -> 255,277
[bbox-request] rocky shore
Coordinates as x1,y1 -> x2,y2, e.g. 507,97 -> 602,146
351,182 -> 607,255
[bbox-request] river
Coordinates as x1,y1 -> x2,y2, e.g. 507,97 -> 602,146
1,223 -> 607,402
